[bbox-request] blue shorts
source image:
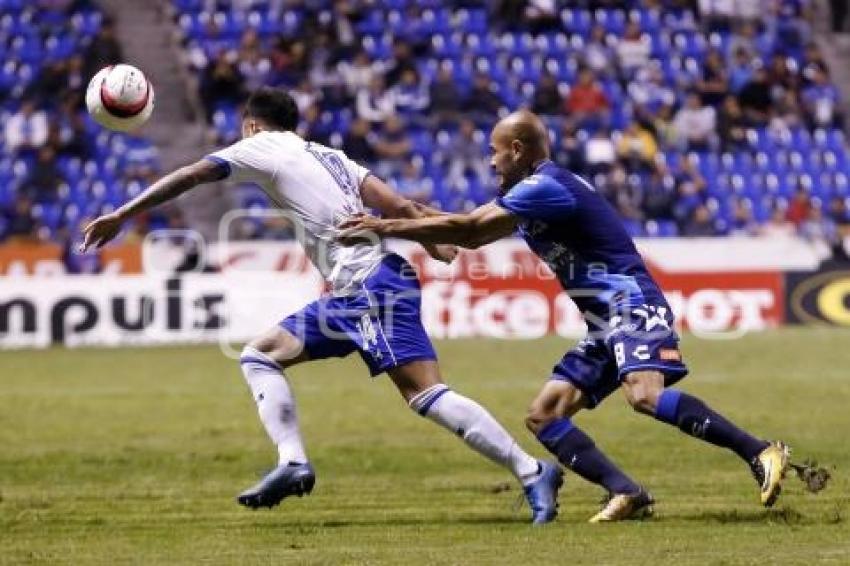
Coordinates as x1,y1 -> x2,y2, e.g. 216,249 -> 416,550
551,304 -> 689,409
280,253 -> 437,376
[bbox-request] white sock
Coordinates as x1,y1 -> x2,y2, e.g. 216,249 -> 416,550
409,384 -> 540,485
239,346 -> 307,465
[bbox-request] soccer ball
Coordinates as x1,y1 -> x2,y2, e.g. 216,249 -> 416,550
85,64 -> 154,132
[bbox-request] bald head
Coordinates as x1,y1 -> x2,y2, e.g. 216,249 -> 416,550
493,110 -> 551,160
489,109 -> 551,194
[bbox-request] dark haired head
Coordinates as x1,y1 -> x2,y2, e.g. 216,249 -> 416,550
243,87 -> 299,132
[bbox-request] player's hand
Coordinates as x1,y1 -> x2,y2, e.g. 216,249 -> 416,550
425,244 -> 458,264
79,212 -> 123,252
337,214 -> 386,245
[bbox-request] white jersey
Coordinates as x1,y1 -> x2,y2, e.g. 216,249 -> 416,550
208,130 -> 386,292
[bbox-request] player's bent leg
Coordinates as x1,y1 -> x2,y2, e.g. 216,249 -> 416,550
236,326 -> 315,509
527,380 -> 652,522
389,360 -> 563,525
624,371 -> 789,506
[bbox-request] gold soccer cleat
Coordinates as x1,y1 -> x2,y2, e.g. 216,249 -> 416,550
750,441 -> 791,507
589,490 -> 655,523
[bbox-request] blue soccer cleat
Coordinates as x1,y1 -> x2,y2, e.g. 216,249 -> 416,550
237,462 -> 316,509
523,461 -> 564,524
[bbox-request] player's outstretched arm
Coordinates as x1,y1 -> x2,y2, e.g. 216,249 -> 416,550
339,201 -> 518,250
358,174 -> 456,262
80,159 -> 225,251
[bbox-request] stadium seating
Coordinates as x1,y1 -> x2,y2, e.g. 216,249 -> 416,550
168,0 -> 850,238
0,1 -> 162,243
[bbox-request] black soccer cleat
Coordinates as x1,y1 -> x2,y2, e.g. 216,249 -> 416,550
237,461 -> 316,509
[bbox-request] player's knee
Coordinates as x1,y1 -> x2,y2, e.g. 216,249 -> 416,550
245,327 -> 305,367
623,371 -> 664,415
525,404 -> 555,435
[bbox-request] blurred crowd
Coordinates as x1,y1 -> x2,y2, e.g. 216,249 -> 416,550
0,1 -> 169,259
177,0 -> 850,249
2,0 -> 850,254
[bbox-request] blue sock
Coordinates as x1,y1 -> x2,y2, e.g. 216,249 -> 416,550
537,418 -> 641,495
655,390 -> 769,462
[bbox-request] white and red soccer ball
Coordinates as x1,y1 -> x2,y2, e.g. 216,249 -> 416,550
86,64 -> 154,132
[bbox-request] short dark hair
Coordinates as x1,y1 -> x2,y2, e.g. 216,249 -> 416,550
244,87 -> 299,131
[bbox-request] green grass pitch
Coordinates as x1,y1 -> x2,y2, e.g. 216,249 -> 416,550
1,328 -> 849,565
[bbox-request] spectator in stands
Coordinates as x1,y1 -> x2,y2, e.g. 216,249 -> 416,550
390,161 -> 433,204
4,101 -> 48,155
298,103 -> 331,147
524,0 -> 560,33
616,22 -> 651,78
647,103 -> 677,149
305,31 -> 344,106
47,110 -> 87,160
491,0 -> 527,32
373,116 -> 412,178
801,65 -> 844,130
738,66 -> 773,126
391,69 -> 430,125
446,119 -> 490,189
356,76 -> 395,125
673,158 -> 708,225
727,22 -> 760,60
583,25 -> 615,78
628,65 -> 676,115
270,38 -> 307,87
429,66 -> 462,127
238,45 -> 272,92
554,120 -> 585,173
20,147 -> 63,202
728,47 -> 754,94
697,50 -> 729,107
767,54 -> 798,95
338,50 -> 382,98
799,43 -> 829,89
238,29 -> 262,60
760,206 -> 796,238
290,77 -> 321,116
27,60 -> 68,104
642,168 -> 677,221
531,72 -> 562,116
828,196 -> 850,230
772,90 -> 804,132
84,19 -> 123,81
617,121 -> 658,172
329,0 -> 357,55
681,204 -> 720,236
384,39 -> 418,87
827,197 -> 850,260
342,118 -> 377,165
584,129 -> 617,175
698,0 -> 734,31
729,198 -> 760,236
717,94 -> 748,151
673,92 -> 717,151
0,195 -> 39,242
566,68 -> 609,128
786,185 -> 812,227
463,73 -> 504,126
396,4 -> 431,53
200,56 -> 245,123
603,165 -> 644,221
799,206 -> 839,246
